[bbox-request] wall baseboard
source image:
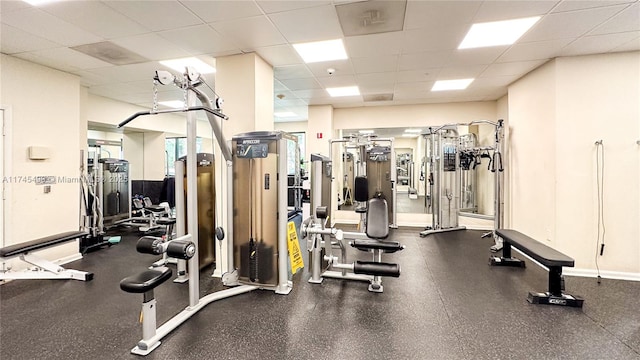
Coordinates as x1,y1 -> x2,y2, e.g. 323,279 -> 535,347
564,268 -> 640,282
58,253 -> 83,266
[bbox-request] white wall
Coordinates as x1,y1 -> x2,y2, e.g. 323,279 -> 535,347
1,55 -> 81,265
507,52 -> 640,276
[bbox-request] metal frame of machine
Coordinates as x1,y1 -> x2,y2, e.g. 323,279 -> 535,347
117,68 -> 299,355
330,134 -> 398,229
419,120 -> 505,248
302,154 -> 404,293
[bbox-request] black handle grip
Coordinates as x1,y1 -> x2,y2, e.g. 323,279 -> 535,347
118,111 -> 151,128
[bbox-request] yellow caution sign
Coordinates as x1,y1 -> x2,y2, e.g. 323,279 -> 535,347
287,221 -> 304,274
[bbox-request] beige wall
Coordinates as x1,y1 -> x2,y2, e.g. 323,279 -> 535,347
507,52 -> 640,276
333,101 -> 497,130
1,55 -> 81,264
122,132 -> 166,181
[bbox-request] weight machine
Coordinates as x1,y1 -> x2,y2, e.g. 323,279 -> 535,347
302,154 -> 404,293
117,68 -> 298,355
419,120 -> 504,251
330,134 -> 397,229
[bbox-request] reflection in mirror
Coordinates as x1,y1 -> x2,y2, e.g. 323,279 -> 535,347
341,125 -> 497,219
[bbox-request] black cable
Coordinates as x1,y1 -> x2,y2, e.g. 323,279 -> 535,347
595,141 -> 605,284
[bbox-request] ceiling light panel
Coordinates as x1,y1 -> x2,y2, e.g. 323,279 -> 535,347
432,79 -> 474,91
326,86 -> 360,97
293,39 -> 348,63
274,111 -> 297,117
458,16 -> 541,49
159,57 -> 216,74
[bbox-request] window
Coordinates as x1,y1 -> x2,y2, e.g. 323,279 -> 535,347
165,137 -> 203,175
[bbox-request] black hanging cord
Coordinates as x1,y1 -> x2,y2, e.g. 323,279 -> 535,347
594,140 -> 606,284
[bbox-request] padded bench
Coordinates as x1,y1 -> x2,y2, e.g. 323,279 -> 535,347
0,231 -> 93,282
490,229 -> 583,308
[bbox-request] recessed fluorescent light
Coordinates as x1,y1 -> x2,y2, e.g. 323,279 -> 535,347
432,79 -> 474,92
405,129 -> 422,133
159,57 -> 216,74
458,16 -> 540,49
359,130 -> 374,134
327,86 -> 360,97
402,134 -> 419,138
159,100 -> 185,109
274,111 -> 297,118
293,39 -> 348,63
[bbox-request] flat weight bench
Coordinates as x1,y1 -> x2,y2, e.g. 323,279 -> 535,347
490,229 -> 584,308
0,231 -> 93,281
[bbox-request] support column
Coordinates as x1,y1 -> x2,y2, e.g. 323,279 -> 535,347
213,53 -> 274,277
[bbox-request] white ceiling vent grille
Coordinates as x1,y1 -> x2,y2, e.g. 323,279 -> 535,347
71,42 -> 148,66
336,0 -> 407,37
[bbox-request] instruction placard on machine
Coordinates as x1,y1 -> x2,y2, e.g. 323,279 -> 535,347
237,140 -> 269,158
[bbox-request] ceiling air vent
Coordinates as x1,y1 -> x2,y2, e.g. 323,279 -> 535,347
364,93 -> 394,102
336,0 -> 407,36
71,41 -> 148,66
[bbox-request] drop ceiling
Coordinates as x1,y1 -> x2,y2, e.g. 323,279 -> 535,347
1,0 -> 638,123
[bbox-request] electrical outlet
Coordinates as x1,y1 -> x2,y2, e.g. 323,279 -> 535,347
44,185 -> 51,194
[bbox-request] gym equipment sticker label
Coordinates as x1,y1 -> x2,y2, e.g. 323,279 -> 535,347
287,221 -> 304,274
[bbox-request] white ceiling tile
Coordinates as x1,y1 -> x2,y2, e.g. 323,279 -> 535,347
404,1 -> 482,30
255,45 -> 303,67
275,64 -> 314,80
257,1 -> 331,14
559,31 -> 640,56
394,81 -> 432,93
292,88 -> 328,99
31,47 -> 113,70
401,25 -> 468,54
398,51 -> 451,71
74,69 -> 115,87
589,2 -> 640,35
437,65 -> 488,79
274,80 -> 289,92
396,70 -> 439,83
521,5 -> 628,42
157,25 -> 239,56
449,47 -> 507,66
306,59 -> 354,77
0,0 -> 30,14
316,74 -> 358,88
480,59 -> 547,77
359,83 -> 395,95
497,38 -> 573,62
611,35 -> 640,51
345,32 -> 403,58
111,33 -> 191,61
278,78 -> 323,91
352,55 -> 398,74
181,1 -> 263,23
40,1 -> 148,39
85,62 -> 168,84
0,24 -> 61,54
269,5 -> 343,43
275,98 -> 309,108
1,7 -> 102,46
473,1 -> 559,22
357,72 -> 397,86
470,75 -> 521,88
552,0 -> 635,13
211,15 -> 286,49
103,1 -> 203,32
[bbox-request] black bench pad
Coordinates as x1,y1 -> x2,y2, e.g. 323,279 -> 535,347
0,231 -> 88,258
120,268 -> 172,293
351,239 -> 404,253
496,229 -> 574,268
